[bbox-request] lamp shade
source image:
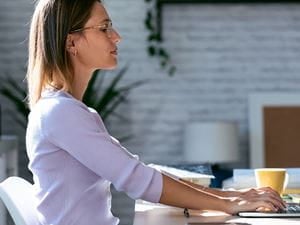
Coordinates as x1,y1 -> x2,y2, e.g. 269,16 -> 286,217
183,122 -> 239,164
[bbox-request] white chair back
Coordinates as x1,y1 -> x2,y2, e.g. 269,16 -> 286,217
0,176 -> 40,225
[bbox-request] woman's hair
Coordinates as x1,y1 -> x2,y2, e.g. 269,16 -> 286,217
26,0 -> 100,108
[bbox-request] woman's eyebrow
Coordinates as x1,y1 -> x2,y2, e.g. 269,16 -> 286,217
99,18 -> 111,24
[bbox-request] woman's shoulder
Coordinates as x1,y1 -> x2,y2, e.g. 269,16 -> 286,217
31,90 -> 89,120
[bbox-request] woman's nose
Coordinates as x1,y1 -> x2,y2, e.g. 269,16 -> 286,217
111,28 -> 121,44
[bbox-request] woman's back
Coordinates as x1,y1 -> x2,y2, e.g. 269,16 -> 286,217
26,89 -> 120,225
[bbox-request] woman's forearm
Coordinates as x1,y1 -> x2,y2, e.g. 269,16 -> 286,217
159,174 -> 286,215
159,174 -> 226,212
179,178 -> 227,197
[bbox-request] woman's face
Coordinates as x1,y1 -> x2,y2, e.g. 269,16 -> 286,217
71,2 -> 121,71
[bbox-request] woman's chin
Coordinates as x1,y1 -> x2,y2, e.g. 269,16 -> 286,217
96,61 -> 118,70
106,64 -> 118,70
106,61 -> 118,70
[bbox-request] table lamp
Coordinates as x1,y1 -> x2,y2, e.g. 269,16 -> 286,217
183,122 -> 240,165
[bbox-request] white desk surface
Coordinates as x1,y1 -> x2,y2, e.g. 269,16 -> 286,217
133,201 -> 300,225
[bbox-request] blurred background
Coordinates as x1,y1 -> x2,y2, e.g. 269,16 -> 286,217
1,0 -> 300,225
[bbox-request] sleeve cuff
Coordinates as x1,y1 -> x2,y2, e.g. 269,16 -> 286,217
142,169 -> 163,203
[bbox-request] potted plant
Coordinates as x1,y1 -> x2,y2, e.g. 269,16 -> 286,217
0,66 -> 144,130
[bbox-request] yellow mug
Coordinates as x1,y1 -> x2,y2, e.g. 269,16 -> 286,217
255,168 -> 288,195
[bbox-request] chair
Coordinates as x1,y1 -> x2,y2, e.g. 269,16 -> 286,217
0,176 -> 40,225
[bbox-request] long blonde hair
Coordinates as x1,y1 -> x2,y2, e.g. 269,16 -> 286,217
26,0 -> 99,109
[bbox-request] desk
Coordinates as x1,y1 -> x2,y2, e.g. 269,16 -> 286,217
133,201 -> 300,225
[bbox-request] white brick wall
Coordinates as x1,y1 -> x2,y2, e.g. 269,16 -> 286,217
0,0 -> 32,71
105,3 -> 300,168
1,1 -> 300,225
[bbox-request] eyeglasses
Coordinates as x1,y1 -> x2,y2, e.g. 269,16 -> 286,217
69,21 -> 114,38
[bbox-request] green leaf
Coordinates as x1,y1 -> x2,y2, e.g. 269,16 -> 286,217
5,76 -> 27,98
147,33 -> 162,42
147,10 -> 152,21
83,65 -> 145,123
161,60 -> 167,68
148,46 -> 156,56
0,76 -> 29,127
94,67 -> 127,112
159,48 -> 169,58
144,11 -> 154,32
0,88 -> 29,118
116,134 -> 134,142
101,92 -> 128,121
82,69 -> 104,106
143,0 -> 176,76
156,33 -> 162,42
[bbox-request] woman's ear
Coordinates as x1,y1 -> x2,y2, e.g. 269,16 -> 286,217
66,34 -> 78,56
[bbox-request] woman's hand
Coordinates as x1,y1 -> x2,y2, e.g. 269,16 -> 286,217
224,187 -> 284,200
222,187 -> 286,215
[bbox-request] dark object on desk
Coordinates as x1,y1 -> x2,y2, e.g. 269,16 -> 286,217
187,223 -> 250,225
210,165 -> 233,188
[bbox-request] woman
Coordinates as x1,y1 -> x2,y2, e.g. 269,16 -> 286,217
25,1 -> 285,225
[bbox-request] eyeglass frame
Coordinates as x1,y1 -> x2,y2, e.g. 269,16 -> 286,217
69,21 -> 114,38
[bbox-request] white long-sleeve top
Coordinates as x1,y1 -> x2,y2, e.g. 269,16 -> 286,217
26,89 -> 163,225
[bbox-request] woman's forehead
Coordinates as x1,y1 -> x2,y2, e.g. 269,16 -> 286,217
86,2 -> 110,26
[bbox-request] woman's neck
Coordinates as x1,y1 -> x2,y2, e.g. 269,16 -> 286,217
71,64 -> 93,101
72,78 -> 89,101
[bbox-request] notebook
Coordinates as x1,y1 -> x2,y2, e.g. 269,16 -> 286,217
238,202 -> 300,218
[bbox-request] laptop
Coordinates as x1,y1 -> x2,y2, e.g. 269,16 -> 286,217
238,202 -> 300,218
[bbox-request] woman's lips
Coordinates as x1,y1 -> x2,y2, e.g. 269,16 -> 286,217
111,49 -> 118,55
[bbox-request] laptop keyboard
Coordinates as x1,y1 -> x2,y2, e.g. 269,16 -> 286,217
281,203 -> 300,213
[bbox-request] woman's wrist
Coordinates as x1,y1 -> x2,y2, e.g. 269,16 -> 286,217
218,197 -> 237,214
214,196 -> 230,213
221,190 -> 240,198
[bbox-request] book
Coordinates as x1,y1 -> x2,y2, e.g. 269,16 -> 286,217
149,163 -> 214,187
